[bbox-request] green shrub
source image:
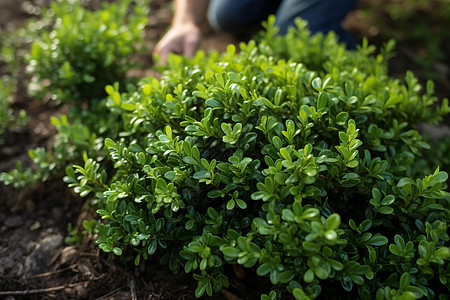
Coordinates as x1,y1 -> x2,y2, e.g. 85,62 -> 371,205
64,18 -> 450,299
0,0 -> 148,188
0,112 -> 107,188
26,0 -> 149,102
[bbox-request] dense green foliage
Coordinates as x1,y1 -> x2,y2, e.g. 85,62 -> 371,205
0,0 -> 145,187
27,0 -> 149,102
59,18 -> 450,299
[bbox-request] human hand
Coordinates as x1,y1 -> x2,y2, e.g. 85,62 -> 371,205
153,23 -> 201,65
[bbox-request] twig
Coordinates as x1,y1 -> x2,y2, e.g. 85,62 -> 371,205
95,288 -> 122,300
30,264 -> 77,279
0,247 -> 8,256
130,277 -> 137,300
0,281 -> 89,296
220,289 -> 244,300
0,273 -> 105,296
46,246 -> 66,268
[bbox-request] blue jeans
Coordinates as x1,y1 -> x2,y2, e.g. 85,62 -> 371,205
208,0 -> 358,48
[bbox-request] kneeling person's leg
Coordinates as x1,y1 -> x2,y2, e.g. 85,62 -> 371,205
275,0 -> 358,47
208,0 -> 281,37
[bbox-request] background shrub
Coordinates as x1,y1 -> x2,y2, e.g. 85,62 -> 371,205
357,0 -> 450,80
64,18 -> 450,299
0,0 -> 146,188
26,0 -> 149,102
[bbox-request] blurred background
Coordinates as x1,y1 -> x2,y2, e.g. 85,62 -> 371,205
1,0 -> 449,124
1,0 -> 449,87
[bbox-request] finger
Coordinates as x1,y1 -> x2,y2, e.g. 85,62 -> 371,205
183,34 -> 200,57
157,47 -> 172,65
155,42 -> 182,65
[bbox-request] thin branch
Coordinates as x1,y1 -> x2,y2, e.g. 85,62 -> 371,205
0,281 -> 89,296
95,288 -> 122,300
30,264 -> 77,279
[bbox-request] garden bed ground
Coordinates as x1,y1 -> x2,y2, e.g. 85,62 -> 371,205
0,0 -> 449,299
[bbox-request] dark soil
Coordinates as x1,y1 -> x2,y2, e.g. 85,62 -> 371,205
0,0 -> 448,299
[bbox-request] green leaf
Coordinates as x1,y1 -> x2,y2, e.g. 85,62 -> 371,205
206,99 -> 223,108
113,247 -> 122,256
195,282 -> 206,298
97,209 -> 110,218
183,156 -> 198,165
148,239 -> 157,255
215,73 -> 225,87
312,77 -> 322,91
221,123 -> 232,134
351,274 -> 364,285
272,136 -> 282,149
279,270 -> 294,283
428,171 -> 448,186
270,269 -> 280,284
282,209 -> 295,221
257,263 -> 272,276
200,258 -> 207,270
346,160 -> 359,168
134,254 -> 141,266
324,230 -> 337,241
105,85 -> 114,95
397,177 -> 415,187
193,171 -> 210,180
399,272 -> 411,291
377,206 -> 394,214
313,266 -> 328,280
372,188 -> 381,201
317,92 -> 328,110
236,198 -> 247,209
165,171 -> 176,180
380,195 -> 395,206
366,234 -> 388,246
121,102 -> 135,111
304,268 -> 314,283
384,95 -> 402,107
105,138 -> 116,148
293,288 -> 311,300
254,97 -> 274,108
326,213 -> 341,230
226,199 -> 235,210
222,247 -> 241,258
335,112 -> 349,124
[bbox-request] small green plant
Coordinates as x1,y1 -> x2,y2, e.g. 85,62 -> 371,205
63,17 -> 450,299
27,0 -> 149,102
0,78 -> 14,140
0,113 -> 107,188
65,219 -> 97,246
0,77 -> 27,145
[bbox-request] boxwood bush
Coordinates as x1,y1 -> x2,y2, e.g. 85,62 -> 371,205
0,0 -> 146,188
63,17 -> 450,299
26,0 -> 149,102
